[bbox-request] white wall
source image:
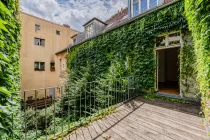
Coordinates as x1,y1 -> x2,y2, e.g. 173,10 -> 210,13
166,48 -> 179,82
158,50 -> 165,82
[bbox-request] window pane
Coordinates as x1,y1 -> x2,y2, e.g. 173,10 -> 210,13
50,63 -> 55,71
150,0 -> 157,8
133,3 -> 139,17
34,38 -> 40,45
156,36 -> 166,47
40,62 -> 45,70
133,0 -> 138,3
169,32 -> 181,46
40,39 -> 45,46
56,30 -> 60,35
141,0 -> 147,13
35,25 -> 40,30
34,62 -> 39,70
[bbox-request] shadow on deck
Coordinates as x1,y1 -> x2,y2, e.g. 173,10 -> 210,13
64,96 -> 206,140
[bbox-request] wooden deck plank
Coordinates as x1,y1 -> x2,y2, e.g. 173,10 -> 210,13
120,105 -> 205,140
64,97 -> 205,140
115,109 -> 189,140
109,112 -> 177,140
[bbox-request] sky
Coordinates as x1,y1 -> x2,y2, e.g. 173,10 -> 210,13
20,0 -> 127,31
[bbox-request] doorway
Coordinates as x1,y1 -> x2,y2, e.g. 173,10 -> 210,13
157,47 -> 180,95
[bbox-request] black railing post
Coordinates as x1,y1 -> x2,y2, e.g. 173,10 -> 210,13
35,90 -> 38,140
44,89 -> 47,140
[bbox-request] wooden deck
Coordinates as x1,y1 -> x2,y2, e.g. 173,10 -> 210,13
64,97 -> 206,140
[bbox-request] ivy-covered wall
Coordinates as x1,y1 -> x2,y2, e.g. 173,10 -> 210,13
0,0 -> 21,139
180,31 -> 199,99
184,0 -> 210,135
68,1 -> 198,98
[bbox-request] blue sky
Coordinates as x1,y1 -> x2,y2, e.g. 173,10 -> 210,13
21,0 -> 127,31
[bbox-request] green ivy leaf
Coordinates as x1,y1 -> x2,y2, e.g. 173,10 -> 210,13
0,1 -> 11,15
0,52 -> 9,62
0,87 -> 10,95
0,19 -> 8,32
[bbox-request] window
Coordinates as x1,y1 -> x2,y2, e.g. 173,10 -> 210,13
85,23 -> 94,38
168,32 -> 181,46
150,0 -> 158,8
73,39 -> 76,45
35,24 -> 40,30
50,63 -> 55,71
34,62 -> 45,71
34,38 -> 45,46
56,30 -> 60,35
141,0 -> 148,13
156,36 -> 166,48
156,32 -> 181,48
132,0 -> 166,17
133,0 -> 139,17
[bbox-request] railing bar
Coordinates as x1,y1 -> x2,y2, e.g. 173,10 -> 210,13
108,80 -> 110,110
74,84 -> 76,128
85,84 -> 86,119
80,85 -> 81,125
45,89 -> 47,140
11,94 -> 14,140
128,77 -> 130,100
90,83 -> 92,118
35,90 -> 38,140
94,81 -> 96,115
24,91 -> 27,140
54,88 -> 56,138
68,86 -> 70,131
115,80 -> 117,104
61,87 -> 64,138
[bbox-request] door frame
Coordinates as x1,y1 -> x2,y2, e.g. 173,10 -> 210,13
155,31 -> 184,97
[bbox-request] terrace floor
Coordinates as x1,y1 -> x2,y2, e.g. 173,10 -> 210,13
64,97 -> 206,140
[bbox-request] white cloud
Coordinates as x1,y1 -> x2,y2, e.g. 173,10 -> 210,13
21,0 -> 127,31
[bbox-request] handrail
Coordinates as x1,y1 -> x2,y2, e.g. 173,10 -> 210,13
10,76 -> 140,140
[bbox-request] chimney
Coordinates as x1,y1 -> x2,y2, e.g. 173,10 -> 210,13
63,24 -> 70,28
120,8 -> 123,13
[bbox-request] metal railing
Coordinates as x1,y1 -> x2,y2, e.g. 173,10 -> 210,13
11,76 -> 140,140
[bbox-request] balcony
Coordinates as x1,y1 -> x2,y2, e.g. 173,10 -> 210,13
11,76 -> 205,140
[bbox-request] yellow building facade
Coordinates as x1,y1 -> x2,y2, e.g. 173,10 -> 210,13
20,12 -> 78,98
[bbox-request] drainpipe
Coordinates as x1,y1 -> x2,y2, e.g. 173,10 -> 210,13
128,0 -> 131,20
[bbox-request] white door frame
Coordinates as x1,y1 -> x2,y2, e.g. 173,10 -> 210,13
155,31 -> 183,97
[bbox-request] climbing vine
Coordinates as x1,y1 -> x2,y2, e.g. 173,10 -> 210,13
0,0 -> 21,139
184,0 -> 210,136
68,1 -> 188,91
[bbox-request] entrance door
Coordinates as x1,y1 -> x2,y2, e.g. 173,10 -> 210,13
157,47 -> 180,95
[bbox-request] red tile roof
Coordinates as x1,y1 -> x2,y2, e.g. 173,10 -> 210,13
104,8 -> 128,30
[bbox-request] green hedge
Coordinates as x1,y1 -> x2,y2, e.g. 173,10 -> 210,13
68,1 -> 187,91
0,0 -> 21,139
185,0 -> 210,136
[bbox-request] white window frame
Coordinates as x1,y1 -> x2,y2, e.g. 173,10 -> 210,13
132,0 -> 140,17
85,23 -> 94,38
131,0 -> 163,17
155,31 -> 182,51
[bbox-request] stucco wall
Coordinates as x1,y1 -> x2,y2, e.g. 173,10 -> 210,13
20,12 -> 78,98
